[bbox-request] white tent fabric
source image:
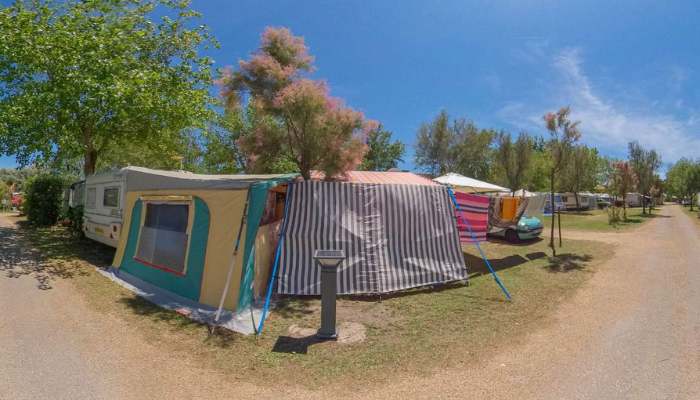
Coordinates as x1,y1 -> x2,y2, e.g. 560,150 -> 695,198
433,173 -> 510,193
512,188 -> 536,197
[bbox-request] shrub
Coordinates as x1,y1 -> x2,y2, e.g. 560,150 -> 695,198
24,174 -> 67,226
607,206 -> 621,225
65,205 -> 84,237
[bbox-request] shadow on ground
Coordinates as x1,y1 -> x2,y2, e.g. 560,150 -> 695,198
0,219 -> 114,290
463,248 -> 547,277
546,253 -> 593,272
486,237 -> 544,247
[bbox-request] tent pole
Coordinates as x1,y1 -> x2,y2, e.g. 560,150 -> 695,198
213,191 -> 251,327
257,182 -> 294,335
447,188 -> 511,301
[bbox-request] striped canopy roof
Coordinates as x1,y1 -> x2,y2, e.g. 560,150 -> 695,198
310,170 -> 437,186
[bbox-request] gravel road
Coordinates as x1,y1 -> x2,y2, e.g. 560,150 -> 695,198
1,205 -> 698,400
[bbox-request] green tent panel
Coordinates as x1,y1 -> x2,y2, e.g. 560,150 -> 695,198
119,197 -> 210,301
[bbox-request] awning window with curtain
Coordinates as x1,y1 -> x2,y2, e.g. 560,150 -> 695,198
135,202 -> 191,275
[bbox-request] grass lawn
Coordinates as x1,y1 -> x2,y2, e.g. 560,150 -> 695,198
537,206 -> 661,232
6,214 -> 615,388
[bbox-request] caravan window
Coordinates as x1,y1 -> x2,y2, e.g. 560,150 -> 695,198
135,202 -> 190,275
86,188 -> 97,209
103,187 -> 120,208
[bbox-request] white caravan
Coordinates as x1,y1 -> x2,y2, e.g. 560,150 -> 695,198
83,170 -> 127,247
560,192 -> 592,210
625,192 -> 643,208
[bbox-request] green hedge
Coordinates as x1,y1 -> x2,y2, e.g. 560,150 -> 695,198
24,174 -> 67,226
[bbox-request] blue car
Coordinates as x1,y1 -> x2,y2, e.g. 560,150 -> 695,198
489,215 -> 543,243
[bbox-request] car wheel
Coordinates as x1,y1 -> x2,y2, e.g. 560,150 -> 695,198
505,229 -> 519,243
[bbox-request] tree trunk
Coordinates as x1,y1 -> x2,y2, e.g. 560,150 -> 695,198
83,148 -> 98,176
574,191 -> 580,210
558,210 -> 562,247
549,174 -> 556,257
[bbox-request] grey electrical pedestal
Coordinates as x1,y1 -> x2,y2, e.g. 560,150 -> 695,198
313,249 -> 345,340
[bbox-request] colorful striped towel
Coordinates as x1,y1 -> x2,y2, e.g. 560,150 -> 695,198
453,192 -> 490,243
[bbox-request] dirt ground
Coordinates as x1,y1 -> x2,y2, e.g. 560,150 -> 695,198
1,205 -> 698,399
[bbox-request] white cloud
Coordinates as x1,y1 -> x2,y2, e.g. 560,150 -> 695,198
499,46 -> 700,163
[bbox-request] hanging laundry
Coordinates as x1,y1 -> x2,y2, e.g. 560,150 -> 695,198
489,196 -> 530,229
453,192 -> 490,243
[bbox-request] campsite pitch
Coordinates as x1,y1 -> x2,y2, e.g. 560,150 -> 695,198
539,207 -> 659,232
0,212 -> 613,389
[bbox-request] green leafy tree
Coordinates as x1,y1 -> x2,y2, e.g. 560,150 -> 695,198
450,121 -> 495,180
360,125 -> 405,171
493,131 -> 533,194
628,141 -> 661,214
415,111 -> 494,178
0,180 -> 9,210
543,107 -> 581,256
0,167 -> 37,192
523,146 -> 552,192
559,145 -> 600,209
415,110 -> 452,176
667,158 -> 700,211
611,161 -> 637,220
0,0 -> 215,175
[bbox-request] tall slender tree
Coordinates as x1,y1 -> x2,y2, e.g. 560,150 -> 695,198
628,141 -> 661,214
494,131 -> 533,194
611,161 -> 637,220
415,111 -> 452,176
543,107 -> 581,256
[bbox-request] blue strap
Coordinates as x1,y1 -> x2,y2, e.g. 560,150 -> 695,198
257,182 -> 294,334
447,188 -> 511,300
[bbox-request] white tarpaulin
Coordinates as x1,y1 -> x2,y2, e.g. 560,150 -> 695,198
433,173 -> 510,194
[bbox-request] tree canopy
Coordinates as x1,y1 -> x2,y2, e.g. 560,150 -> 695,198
415,111 -> 494,179
221,27 -> 375,180
666,158 -> 700,210
493,131 -> 533,194
628,141 -> 661,213
0,0 -> 215,175
360,125 -> 405,171
559,145 -> 599,202
543,106 -> 581,256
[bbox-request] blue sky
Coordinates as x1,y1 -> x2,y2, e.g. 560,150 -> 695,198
2,0 -> 700,171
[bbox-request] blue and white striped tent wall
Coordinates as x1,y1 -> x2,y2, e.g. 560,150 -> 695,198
277,180 -> 466,295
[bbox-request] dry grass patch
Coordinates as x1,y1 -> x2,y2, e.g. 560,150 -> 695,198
7,216 -> 615,388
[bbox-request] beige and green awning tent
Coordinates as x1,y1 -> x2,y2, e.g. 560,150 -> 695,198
106,167 -> 296,334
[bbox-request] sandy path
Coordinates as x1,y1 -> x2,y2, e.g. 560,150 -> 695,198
1,206 -> 698,399
0,215 -> 308,400
353,205 -> 700,400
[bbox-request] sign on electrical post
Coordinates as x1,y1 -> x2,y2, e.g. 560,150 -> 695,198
313,249 -> 345,340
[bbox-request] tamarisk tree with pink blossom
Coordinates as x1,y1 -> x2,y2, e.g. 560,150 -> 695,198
220,27 -> 375,180
543,107 -> 581,257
